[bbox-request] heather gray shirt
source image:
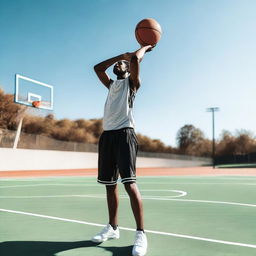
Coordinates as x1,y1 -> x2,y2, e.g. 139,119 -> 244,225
103,77 -> 136,131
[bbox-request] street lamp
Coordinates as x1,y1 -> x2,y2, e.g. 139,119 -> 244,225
206,107 -> 220,168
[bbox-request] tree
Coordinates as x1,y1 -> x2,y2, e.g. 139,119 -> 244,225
176,125 -> 205,154
217,130 -> 256,156
234,130 -> 256,154
0,88 -> 26,130
136,133 -> 174,153
216,130 -> 236,156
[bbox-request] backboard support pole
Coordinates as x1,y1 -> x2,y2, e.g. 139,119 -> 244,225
13,116 -> 24,149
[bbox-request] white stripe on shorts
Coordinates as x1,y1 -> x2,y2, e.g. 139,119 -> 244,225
121,177 -> 136,184
97,179 -> 117,185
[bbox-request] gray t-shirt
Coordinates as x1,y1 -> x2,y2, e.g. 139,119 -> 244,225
103,77 -> 136,131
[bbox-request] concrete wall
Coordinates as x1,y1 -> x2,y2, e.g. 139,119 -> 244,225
0,148 -> 210,171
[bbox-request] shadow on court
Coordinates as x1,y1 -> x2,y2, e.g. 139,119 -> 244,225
0,240 -> 133,256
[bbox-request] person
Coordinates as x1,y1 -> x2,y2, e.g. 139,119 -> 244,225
92,45 -> 152,256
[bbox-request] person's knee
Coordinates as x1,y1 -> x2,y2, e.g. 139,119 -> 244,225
124,182 -> 136,194
106,184 -> 117,193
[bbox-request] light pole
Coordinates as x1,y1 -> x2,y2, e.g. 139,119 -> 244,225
207,107 -> 219,168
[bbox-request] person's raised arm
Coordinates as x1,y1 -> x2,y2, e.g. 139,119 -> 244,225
94,53 -> 129,89
129,45 -> 152,91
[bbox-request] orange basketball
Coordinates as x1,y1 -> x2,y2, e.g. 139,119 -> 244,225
32,101 -> 41,108
135,18 -> 162,46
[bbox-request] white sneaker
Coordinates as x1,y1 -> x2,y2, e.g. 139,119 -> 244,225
132,231 -> 148,256
91,224 -> 120,243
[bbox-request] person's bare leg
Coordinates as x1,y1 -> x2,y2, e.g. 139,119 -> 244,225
124,182 -> 144,230
91,184 -> 119,243
106,184 -> 119,227
125,182 -> 147,256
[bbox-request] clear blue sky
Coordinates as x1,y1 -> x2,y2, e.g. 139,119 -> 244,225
0,0 -> 256,146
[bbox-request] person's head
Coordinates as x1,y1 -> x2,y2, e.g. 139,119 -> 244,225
113,60 -> 130,78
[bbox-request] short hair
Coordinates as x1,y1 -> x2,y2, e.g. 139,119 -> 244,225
113,60 -> 130,75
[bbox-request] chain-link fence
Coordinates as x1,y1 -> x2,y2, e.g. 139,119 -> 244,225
215,153 -> 256,165
0,129 -> 97,152
137,151 -> 210,162
0,129 -> 211,162
0,129 -> 16,148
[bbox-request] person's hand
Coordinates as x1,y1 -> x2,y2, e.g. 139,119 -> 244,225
144,45 -> 154,52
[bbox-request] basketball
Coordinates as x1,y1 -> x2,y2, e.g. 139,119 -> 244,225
135,18 -> 162,46
32,101 -> 41,108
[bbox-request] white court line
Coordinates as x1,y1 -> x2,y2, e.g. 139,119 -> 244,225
1,194 -> 256,208
0,183 -> 98,188
0,194 -> 185,200
0,195 -> 90,199
2,176 -> 256,182
2,176 -> 256,183
1,182 -> 256,189
1,208 -> 256,249
153,198 -> 256,208
63,196 -> 256,208
0,178 -> 96,182
139,182 -> 256,185
141,183 -> 256,185
138,176 -> 256,179
140,189 -> 187,198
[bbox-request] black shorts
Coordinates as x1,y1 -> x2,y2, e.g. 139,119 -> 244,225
98,127 -> 138,185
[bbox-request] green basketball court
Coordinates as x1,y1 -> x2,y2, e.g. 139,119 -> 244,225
1,175 -> 256,255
